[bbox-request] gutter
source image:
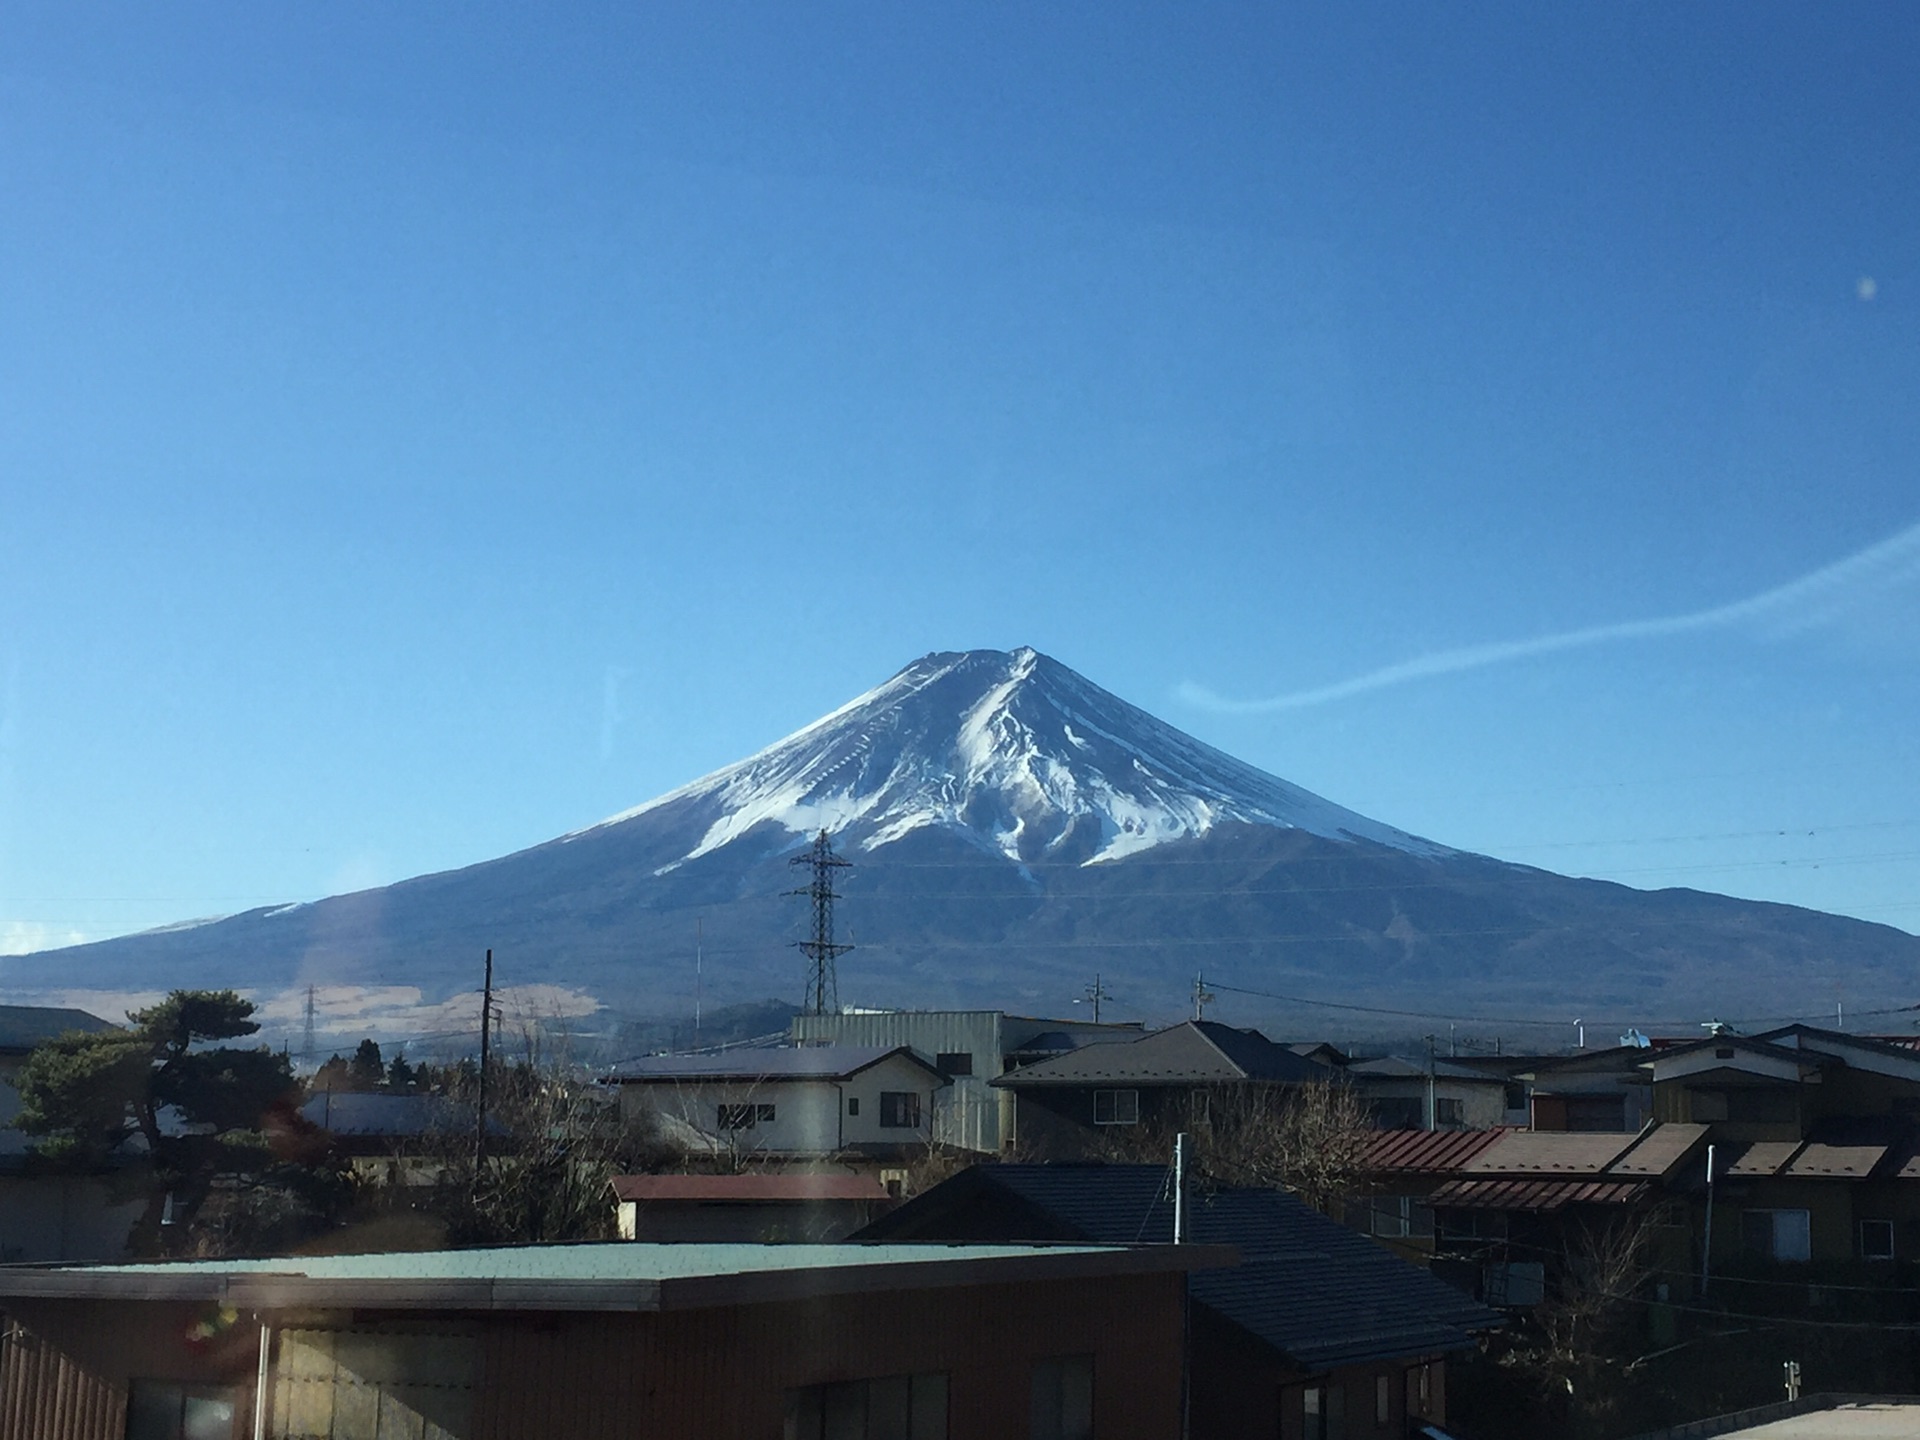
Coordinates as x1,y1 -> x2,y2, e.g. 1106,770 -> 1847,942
0,1247 -> 1241,1315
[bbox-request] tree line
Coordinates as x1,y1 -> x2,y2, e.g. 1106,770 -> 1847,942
13,988 -> 661,1257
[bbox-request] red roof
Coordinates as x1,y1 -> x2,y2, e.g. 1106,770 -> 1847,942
1364,1127 -> 1511,1174
1427,1177 -> 1646,1211
609,1173 -> 890,1205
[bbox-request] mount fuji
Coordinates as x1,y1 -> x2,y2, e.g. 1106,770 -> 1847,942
10,648 -> 1920,1041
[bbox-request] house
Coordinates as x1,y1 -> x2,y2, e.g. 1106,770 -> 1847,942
857,1163 -> 1502,1440
1644,1026 -> 1920,1274
610,1171 -> 892,1242
1352,1128 -> 1510,1259
1520,1046 -> 1656,1132
601,1045 -> 948,1164
989,1021 -> 1331,1154
790,1009 -> 1144,1152
1344,1057 -> 1518,1130
0,1237 -> 1229,1440
1367,1123 -> 1711,1306
296,1091 -> 505,1187
0,1005 -> 143,1263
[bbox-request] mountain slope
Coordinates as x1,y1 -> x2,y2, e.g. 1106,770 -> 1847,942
578,647 -> 1442,867
7,648 -> 1918,1039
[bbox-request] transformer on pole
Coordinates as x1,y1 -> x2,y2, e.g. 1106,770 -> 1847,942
788,830 -> 852,1016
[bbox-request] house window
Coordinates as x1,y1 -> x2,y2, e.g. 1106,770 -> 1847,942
1092,1089 -> 1139,1126
1689,1089 -> 1730,1122
1434,1098 -> 1465,1128
1742,1208 -> 1812,1263
1860,1219 -> 1895,1261
717,1103 -> 758,1130
1503,1083 -> 1526,1112
756,1103 -> 777,1122
1564,1094 -> 1627,1131
1029,1355 -> 1093,1440
1727,1090 -> 1796,1124
1301,1381 -> 1345,1440
1366,1195 -> 1433,1240
785,1371 -> 948,1440
1370,1098 -> 1423,1129
1436,1208 -> 1507,1243
936,1051 -> 973,1076
847,1096 -> 859,1116
1376,1374 -> 1391,1426
1191,1089 -> 1211,1126
879,1091 -> 922,1128
126,1381 -> 236,1440
1407,1364 -> 1433,1418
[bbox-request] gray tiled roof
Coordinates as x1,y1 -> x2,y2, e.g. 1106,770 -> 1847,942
857,1163 -> 1501,1370
299,1092 -> 505,1138
990,1021 -> 1329,1088
0,1005 -> 117,1051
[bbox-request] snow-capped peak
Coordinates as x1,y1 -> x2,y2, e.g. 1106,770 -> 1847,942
575,648 -> 1445,866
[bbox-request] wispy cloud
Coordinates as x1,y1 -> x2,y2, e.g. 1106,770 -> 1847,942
0,982 -> 603,1042
1181,518 -> 1920,714
0,921 -> 94,958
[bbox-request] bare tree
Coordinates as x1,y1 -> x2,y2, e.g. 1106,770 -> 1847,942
1197,1080 -> 1375,1214
356,1046 -> 667,1246
1071,1081 -> 1374,1216
1495,1208 -> 1669,1439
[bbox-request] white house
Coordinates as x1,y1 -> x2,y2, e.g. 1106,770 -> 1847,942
601,1045 -> 948,1162
789,1009 -> 1144,1152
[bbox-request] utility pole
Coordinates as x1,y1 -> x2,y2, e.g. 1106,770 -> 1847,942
302,985 -> 316,1061
788,831 -> 852,1017
1081,974 -> 1112,1024
476,949 -> 494,1167
1191,973 -> 1214,1021
694,916 -> 704,1048
1172,1132 -> 1190,1243
1173,1132 -> 1192,1440
1701,1142 -> 1717,1295
1425,1034 -> 1437,1132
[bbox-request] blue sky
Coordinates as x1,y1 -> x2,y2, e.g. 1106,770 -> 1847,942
4,3 -> 1919,963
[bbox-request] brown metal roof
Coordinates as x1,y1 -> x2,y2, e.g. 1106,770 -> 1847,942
1429,1178 -> 1646,1211
1461,1131 -> 1638,1176
1784,1143 -> 1888,1179
1364,1128 -> 1511,1174
610,1174 -> 889,1204
1723,1141 -> 1803,1178
1608,1123 -> 1710,1177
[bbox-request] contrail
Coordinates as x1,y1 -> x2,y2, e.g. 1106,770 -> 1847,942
1181,518 -> 1920,714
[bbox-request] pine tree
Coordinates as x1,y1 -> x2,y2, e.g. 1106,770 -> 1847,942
348,1038 -> 385,1091
16,990 -> 309,1255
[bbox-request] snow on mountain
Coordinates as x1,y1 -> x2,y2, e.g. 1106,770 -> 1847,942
575,647 -> 1447,868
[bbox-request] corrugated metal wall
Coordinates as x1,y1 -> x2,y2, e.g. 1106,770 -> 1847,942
0,1315 -> 124,1440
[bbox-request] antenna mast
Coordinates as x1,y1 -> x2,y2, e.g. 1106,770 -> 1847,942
788,830 -> 852,1016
